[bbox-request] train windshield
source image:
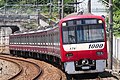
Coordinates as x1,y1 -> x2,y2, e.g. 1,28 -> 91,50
76,25 -> 104,43
62,20 -> 104,44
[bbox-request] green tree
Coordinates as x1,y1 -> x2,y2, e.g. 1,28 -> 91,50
0,0 -> 4,7
64,0 -> 74,14
104,0 -> 120,37
112,0 -> 120,36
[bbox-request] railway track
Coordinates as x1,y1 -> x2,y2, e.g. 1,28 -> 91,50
0,53 -> 119,80
0,54 -> 66,80
1,54 -> 119,80
26,57 -> 66,80
0,55 -> 42,80
69,71 -> 119,80
96,72 -> 119,80
0,57 -> 22,79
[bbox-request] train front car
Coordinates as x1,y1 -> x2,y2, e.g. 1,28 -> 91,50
59,14 -> 108,74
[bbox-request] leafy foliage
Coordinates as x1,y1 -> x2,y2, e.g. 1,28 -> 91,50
0,0 -> 4,7
113,0 -> 120,37
0,0 -> 75,28
64,6 -> 74,14
64,0 -> 75,14
104,0 -> 120,37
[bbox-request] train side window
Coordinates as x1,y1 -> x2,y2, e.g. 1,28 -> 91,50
31,36 -> 32,44
54,33 -> 56,45
23,36 -> 25,44
46,34 -> 48,45
33,34 -> 36,45
37,35 -> 39,44
29,36 -> 30,44
43,35 -> 44,45
44,35 -> 45,45
45,34 -> 46,45
26,36 -> 27,44
28,35 -> 30,45
17,36 -> 19,44
21,36 -> 23,44
50,34 -> 52,45
41,35 -> 43,45
27,36 -> 29,45
15,37 -> 17,44
35,35 -> 36,44
15,37 -> 16,44
33,35 -> 35,44
21,36 -> 22,44
47,34 -> 49,45
39,35 -> 41,45
12,37 -> 13,44
49,34 -> 51,45
22,36 -> 24,44
14,37 -> 15,44
25,36 -> 26,44
17,36 -> 20,44
30,35 -> 32,44
38,35 -> 40,45
25,36 -> 27,45
20,35 -> 21,44
19,36 -> 20,44
11,37 -> 12,44
36,35 -> 38,45
42,35 -> 44,45
57,33 -> 59,45
32,34 -> 34,45
24,36 -> 26,44
48,34 -> 49,45
19,36 -> 21,44
36,35 -> 38,44
55,33 -> 58,45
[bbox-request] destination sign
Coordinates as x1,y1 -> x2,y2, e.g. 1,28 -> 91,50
84,19 -> 97,24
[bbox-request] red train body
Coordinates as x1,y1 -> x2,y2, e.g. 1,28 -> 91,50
9,13 -> 108,74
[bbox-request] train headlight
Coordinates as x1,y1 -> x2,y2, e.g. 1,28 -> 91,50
62,22 -> 66,26
66,53 -> 73,57
96,51 -> 104,56
98,20 -> 103,23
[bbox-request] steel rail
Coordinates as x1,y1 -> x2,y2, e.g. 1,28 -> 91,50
0,55 -> 42,80
0,57 -> 23,79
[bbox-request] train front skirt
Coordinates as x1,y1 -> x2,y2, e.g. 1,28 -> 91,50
64,60 -> 106,74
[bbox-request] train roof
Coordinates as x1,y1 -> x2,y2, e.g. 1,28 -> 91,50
65,13 -> 93,18
10,25 -> 58,36
59,13 -> 104,23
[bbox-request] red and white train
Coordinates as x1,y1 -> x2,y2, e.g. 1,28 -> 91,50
9,13 -> 108,74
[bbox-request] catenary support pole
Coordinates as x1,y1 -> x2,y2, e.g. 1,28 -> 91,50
108,0 -> 113,69
88,0 -> 91,13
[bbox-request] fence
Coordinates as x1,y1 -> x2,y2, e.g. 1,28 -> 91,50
113,36 -> 120,60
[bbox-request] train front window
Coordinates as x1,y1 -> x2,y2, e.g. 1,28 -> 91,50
62,20 -> 105,44
77,24 -> 104,43
62,26 -> 76,44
